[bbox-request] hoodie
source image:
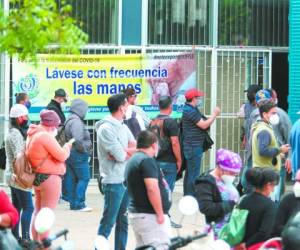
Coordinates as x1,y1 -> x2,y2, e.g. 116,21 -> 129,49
96,115 -> 135,184
65,99 -> 91,154
26,124 -> 71,175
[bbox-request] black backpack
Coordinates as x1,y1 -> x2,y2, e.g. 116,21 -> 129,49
149,117 -> 171,158
124,111 -> 142,139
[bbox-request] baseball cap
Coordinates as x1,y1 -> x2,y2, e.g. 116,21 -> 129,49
185,88 -> 205,101
255,89 -> 272,103
216,148 -> 242,173
40,110 -> 61,128
244,84 -> 262,94
54,89 -> 68,102
9,104 -> 29,118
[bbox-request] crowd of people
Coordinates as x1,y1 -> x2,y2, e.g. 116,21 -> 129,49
1,85 -> 300,250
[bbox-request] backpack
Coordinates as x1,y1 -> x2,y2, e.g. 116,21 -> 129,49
124,111 -> 142,139
13,136 -> 47,189
149,117 -> 171,158
56,118 -> 75,146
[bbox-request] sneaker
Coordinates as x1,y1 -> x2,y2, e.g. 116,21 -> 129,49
76,206 -> 93,212
170,220 -> 182,229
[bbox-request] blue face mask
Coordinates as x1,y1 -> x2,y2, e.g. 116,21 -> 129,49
25,101 -> 31,110
196,98 -> 204,108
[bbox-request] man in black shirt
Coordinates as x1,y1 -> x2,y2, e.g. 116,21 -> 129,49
125,130 -> 172,249
46,88 -> 68,125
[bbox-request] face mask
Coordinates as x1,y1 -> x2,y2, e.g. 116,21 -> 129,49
52,128 -> 58,137
269,114 -> 280,126
61,102 -> 67,111
293,182 -> 300,197
25,101 -> 31,109
221,175 -> 235,185
196,98 -> 204,108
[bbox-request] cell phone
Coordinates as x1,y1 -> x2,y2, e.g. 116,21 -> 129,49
68,138 -> 75,144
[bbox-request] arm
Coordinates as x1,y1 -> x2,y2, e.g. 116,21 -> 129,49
68,119 -> 86,153
246,202 -> 276,247
170,136 -> 182,172
257,130 -> 280,157
196,107 -> 220,130
9,130 -> 25,158
0,191 -> 19,228
144,178 -> 165,224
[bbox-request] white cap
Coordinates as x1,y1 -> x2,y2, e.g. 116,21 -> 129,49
9,104 -> 29,118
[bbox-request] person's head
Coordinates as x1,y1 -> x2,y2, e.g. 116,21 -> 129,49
54,89 -> 68,105
137,130 -> 159,157
293,170 -> 300,198
122,87 -> 137,105
158,96 -> 172,115
258,100 -> 279,125
15,92 -> 31,109
282,212 -> 300,250
107,93 -> 128,118
255,89 -> 272,106
40,110 -> 61,136
215,149 -> 242,185
244,84 -> 262,104
9,104 -> 29,128
185,88 -> 205,108
246,168 -> 279,196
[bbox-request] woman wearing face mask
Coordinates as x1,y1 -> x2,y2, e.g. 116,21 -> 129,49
272,169 -> 300,237
194,148 -> 242,235
4,104 -> 34,246
26,110 -> 72,240
234,168 -> 278,250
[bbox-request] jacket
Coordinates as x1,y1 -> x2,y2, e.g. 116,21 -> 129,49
96,115 -> 135,184
194,173 -> 235,223
65,99 -> 91,154
46,99 -> 66,125
26,124 -> 71,175
0,189 -> 19,227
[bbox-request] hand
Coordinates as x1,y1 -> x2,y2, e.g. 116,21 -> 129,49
107,153 -> 115,161
176,161 -> 182,173
285,159 -> 292,173
280,144 -> 290,154
212,107 -> 221,117
156,214 -> 165,224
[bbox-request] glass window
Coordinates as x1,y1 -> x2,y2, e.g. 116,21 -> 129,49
218,0 -> 289,46
148,0 -> 210,45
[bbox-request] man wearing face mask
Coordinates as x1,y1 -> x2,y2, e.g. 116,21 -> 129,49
95,93 -> 136,250
46,88 -> 68,126
15,92 -> 32,135
182,88 -> 220,196
251,100 -> 290,201
272,170 -> 300,237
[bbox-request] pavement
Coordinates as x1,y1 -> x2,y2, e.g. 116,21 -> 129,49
2,180 -> 211,250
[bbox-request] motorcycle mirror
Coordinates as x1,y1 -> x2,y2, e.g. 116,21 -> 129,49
94,235 -> 110,250
34,207 -> 55,234
178,195 -> 199,216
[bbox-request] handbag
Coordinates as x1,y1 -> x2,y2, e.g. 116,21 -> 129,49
203,131 -> 214,152
218,197 -> 249,247
0,228 -> 22,250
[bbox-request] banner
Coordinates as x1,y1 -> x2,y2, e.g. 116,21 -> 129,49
13,52 -> 196,120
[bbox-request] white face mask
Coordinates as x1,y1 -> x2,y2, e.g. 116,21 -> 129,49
221,175 -> 235,185
269,114 -> 280,126
52,128 -> 58,137
61,102 -> 67,111
293,182 -> 300,197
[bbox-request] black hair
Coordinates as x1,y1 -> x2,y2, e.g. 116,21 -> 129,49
9,118 -> 26,138
137,130 -> 158,149
107,93 -> 127,114
158,96 -> 172,110
282,212 -> 300,250
15,93 -> 28,104
121,87 -> 136,99
258,100 -> 277,118
246,167 -> 279,189
247,92 -> 256,103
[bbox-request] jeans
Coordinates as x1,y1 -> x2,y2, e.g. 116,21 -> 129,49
65,150 -> 90,210
183,145 -> 203,196
157,162 -> 177,192
98,183 -> 129,250
241,157 -> 254,194
10,187 -> 34,240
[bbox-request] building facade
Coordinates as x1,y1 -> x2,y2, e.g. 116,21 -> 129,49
0,0 -> 290,178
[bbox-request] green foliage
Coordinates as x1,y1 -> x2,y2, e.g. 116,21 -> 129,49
0,0 -> 88,62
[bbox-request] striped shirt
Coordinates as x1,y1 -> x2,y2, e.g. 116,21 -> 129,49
182,103 -> 206,146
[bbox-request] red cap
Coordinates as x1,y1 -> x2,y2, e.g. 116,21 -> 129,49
185,88 -> 205,100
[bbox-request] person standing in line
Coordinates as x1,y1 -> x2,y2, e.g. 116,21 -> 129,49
126,130 -> 172,250
150,96 -> 182,228
64,99 -> 92,211
182,88 -> 220,196
15,92 -> 32,135
4,104 -> 34,246
95,93 -> 136,250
